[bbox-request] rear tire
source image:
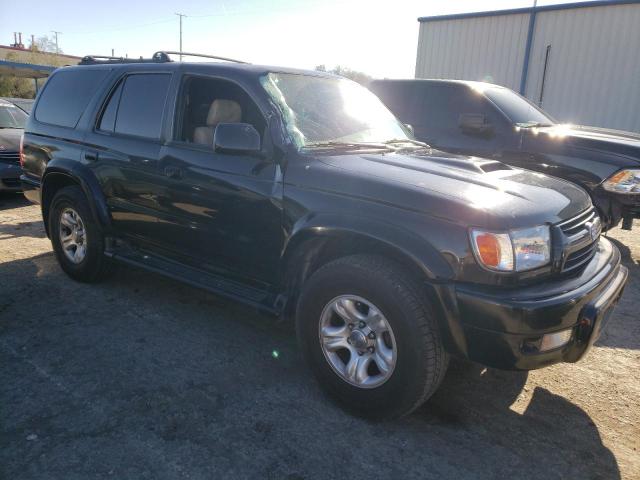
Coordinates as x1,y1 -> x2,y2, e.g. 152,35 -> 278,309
49,185 -> 112,283
296,254 -> 448,419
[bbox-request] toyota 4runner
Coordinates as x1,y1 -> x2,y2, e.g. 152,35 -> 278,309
20,52 -> 628,419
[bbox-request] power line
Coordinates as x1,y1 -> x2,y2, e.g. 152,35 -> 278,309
64,17 -> 175,35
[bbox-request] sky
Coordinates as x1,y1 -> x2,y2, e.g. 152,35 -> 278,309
0,0 -> 598,78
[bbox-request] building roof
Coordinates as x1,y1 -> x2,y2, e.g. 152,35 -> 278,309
418,0 -> 640,22
0,45 -> 81,60
0,60 -> 57,78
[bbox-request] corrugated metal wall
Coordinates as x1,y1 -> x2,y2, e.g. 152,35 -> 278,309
415,13 -> 530,91
415,3 -> 640,132
525,4 -> 640,131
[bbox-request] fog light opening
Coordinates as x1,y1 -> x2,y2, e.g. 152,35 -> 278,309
539,328 -> 573,352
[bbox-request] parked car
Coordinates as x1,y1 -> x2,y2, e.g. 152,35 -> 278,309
369,79 -> 640,231
0,98 -> 27,192
21,53 -> 628,418
1,97 -> 35,114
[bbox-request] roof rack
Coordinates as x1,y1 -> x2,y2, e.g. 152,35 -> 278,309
79,52 -> 172,65
78,51 -> 249,66
155,51 -> 249,64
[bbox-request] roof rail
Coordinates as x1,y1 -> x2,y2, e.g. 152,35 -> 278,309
79,52 -> 172,65
154,51 -> 250,64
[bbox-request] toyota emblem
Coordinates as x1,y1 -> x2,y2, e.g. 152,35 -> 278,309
587,217 -> 602,241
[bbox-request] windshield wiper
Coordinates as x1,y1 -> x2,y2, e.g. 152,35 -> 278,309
383,138 -> 432,153
515,121 -> 554,128
303,141 -> 393,151
384,138 -> 430,148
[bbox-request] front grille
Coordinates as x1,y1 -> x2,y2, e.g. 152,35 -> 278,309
557,208 -> 601,273
0,150 -> 20,165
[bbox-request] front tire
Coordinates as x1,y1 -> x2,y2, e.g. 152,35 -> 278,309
296,254 -> 448,419
49,185 -> 112,282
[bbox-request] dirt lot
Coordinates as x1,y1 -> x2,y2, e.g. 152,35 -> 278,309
0,192 -> 638,480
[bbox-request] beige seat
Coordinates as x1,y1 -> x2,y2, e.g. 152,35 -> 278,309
193,99 -> 242,146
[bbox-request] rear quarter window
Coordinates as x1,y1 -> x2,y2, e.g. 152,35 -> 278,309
35,69 -> 110,128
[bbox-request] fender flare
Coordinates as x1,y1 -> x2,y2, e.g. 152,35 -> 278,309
282,212 -> 455,282
41,159 -> 112,235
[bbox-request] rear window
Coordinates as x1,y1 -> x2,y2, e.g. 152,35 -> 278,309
98,73 -> 170,139
35,69 -> 109,128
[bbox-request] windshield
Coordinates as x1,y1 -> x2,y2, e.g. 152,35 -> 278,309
484,87 -> 554,126
0,104 -> 28,129
261,72 -> 410,148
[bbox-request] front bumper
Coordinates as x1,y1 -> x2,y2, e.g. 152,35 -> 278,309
447,237 -> 627,370
599,191 -> 640,230
0,163 -> 22,191
20,174 -> 41,204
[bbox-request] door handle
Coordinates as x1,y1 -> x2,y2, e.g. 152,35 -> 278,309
164,166 -> 183,179
84,152 -> 98,162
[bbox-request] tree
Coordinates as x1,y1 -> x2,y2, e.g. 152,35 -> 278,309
315,65 -> 372,86
0,53 -> 36,98
34,35 -> 61,54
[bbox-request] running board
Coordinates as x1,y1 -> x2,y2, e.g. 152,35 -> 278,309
105,247 -> 281,315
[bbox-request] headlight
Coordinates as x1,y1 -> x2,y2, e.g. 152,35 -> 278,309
602,169 -> 640,194
471,225 -> 550,272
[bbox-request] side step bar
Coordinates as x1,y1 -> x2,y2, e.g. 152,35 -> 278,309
105,247 -> 281,315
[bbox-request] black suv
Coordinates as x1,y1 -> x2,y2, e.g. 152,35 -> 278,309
21,53 -> 628,418
370,79 -> 640,231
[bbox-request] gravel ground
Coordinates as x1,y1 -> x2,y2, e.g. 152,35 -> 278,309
0,192 -> 638,480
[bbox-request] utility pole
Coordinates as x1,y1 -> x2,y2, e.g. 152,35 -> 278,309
175,13 -> 186,60
51,30 -> 62,54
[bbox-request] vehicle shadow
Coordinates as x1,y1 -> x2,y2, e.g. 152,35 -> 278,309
596,237 -> 639,350
0,192 -> 29,210
0,220 -> 47,240
0,253 -> 623,480
408,359 -> 621,479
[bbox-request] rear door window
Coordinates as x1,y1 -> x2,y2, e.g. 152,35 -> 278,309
35,69 -> 110,128
113,74 -> 171,139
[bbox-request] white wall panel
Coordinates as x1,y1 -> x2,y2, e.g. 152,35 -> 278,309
415,13 -> 530,91
525,4 -> 640,131
415,3 -> 640,132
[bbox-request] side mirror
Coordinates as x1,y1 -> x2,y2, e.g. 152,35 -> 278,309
214,123 -> 262,155
404,123 -> 415,135
459,113 -> 493,135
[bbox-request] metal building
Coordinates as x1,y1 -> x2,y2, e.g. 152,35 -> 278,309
415,0 -> 640,132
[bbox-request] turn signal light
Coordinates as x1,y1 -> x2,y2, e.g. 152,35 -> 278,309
470,230 -> 513,271
476,233 -> 500,266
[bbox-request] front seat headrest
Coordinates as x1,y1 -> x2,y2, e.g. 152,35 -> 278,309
206,99 -> 242,126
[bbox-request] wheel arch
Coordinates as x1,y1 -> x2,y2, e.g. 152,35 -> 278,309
280,214 -> 454,317
41,161 -> 111,237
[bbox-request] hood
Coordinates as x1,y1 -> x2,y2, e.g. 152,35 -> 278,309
311,149 -> 591,229
0,128 -> 22,152
537,124 -> 640,163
